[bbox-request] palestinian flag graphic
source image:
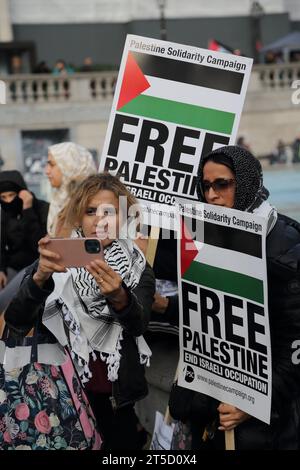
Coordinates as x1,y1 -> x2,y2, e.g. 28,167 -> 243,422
116,49 -> 245,135
208,39 -> 236,54
180,216 -> 264,305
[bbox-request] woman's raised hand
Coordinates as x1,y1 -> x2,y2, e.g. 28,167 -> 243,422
33,236 -> 67,288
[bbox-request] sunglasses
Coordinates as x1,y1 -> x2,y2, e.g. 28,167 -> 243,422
202,178 -> 235,193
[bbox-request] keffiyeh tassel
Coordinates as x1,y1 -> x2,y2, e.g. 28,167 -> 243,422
100,331 -> 123,382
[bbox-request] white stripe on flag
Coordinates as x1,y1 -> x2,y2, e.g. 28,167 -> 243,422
143,76 -> 241,115
193,241 -> 264,280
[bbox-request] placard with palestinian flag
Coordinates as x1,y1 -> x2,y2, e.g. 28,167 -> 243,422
99,34 -> 252,229
177,201 -> 271,423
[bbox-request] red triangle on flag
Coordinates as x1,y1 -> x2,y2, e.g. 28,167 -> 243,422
117,51 -> 150,110
181,218 -> 198,277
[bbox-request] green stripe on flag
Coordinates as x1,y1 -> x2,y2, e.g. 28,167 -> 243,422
184,261 -> 264,304
119,95 -> 235,134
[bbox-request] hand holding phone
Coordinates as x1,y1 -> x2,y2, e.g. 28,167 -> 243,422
33,236 -> 68,288
33,237 -> 104,289
47,238 -> 104,268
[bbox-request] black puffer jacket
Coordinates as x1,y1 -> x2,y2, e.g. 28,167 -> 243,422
0,171 -> 49,272
224,213 -> 300,450
4,261 -> 155,408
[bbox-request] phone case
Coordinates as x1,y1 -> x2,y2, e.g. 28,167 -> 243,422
47,238 -> 104,267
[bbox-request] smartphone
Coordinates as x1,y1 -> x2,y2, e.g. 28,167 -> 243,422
47,238 -> 104,267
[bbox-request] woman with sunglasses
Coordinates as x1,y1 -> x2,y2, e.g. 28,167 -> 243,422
170,145 -> 300,450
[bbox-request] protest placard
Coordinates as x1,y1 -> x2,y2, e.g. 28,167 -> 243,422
99,35 -> 252,229
177,202 -> 271,423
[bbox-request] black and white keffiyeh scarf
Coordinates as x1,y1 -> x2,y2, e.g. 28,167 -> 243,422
43,239 -> 151,383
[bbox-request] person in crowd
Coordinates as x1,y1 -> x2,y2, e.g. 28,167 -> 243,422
0,143 -> 96,314
33,61 -> 51,74
80,57 -> 95,73
52,60 -> 74,76
0,174 -> 103,451
237,136 -> 251,152
0,170 -> 49,289
170,145 -> 300,449
277,139 -> 287,163
290,51 -> 300,63
292,135 -> 300,163
264,51 -> 276,64
9,55 -> 28,99
270,139 -> 293,166
4,173 -> 155,450
32,61 -> 51,97
45,141 -> 96,237
10,55 -> 24,74
80,57 -> 97,96
52,60 -> 74,97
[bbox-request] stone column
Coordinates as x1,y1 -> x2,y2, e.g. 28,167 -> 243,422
0,0 -> 13,42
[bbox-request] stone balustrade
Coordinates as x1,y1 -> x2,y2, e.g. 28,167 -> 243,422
1,71 -> 118,104
1,63 -> 300,104
1,63 -> 300,164
250,62 -> 300,90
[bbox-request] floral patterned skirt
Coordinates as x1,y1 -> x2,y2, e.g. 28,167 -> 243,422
0,359 -> 102,450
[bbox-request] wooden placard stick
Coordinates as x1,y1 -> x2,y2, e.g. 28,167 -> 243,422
225,429 -> 235,450
146,225 -> 160,268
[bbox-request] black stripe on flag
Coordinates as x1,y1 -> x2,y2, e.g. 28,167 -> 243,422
132,51 -> 244,95
184,217 -> 262,258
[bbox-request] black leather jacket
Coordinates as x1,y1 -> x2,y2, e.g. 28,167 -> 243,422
4,261 -> 155,408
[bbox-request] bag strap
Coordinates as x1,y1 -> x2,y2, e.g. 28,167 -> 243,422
0,310 -> 38,363
30,320 -> 39,363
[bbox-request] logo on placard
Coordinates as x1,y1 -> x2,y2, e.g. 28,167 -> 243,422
184,365 -> 195,383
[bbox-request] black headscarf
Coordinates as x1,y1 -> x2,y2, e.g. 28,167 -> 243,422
197,145 -> 269,212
